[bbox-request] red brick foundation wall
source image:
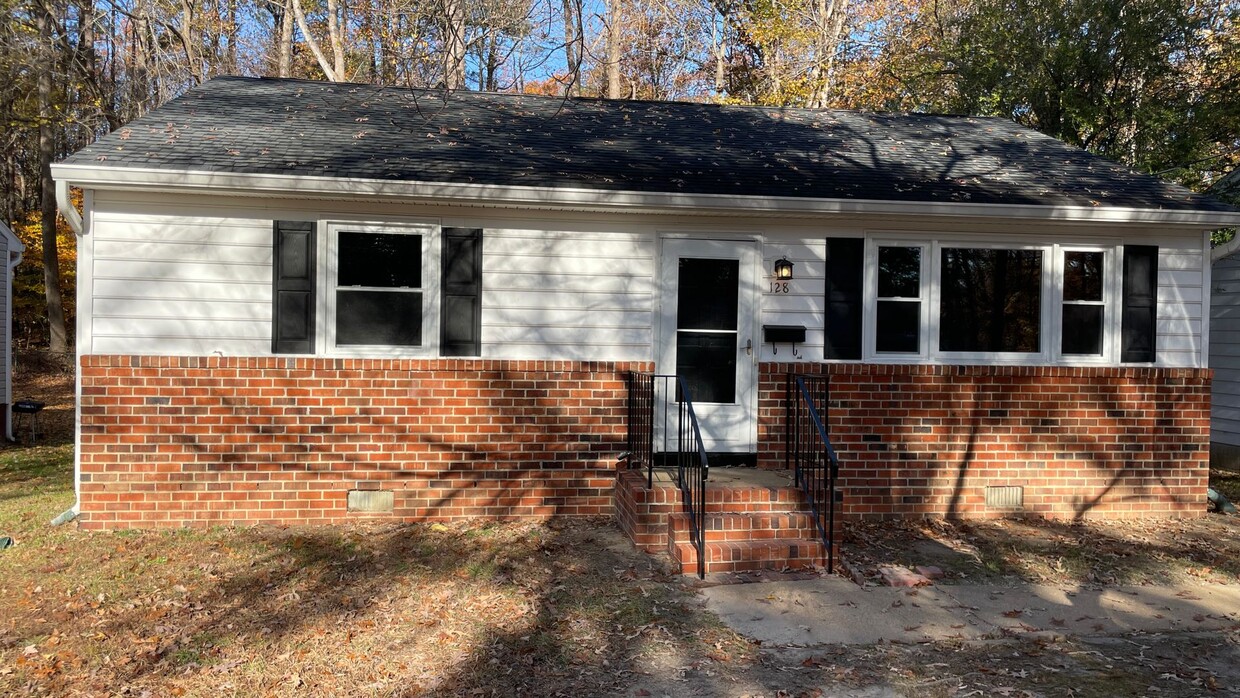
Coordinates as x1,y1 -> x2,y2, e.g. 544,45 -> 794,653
759,363 -> 1210,520
79,356 -> 653,529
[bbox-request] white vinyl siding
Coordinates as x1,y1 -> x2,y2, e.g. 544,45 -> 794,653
89,212 -> 273,356
1212,253 -> 1240,445
1157,243 -> 1207,368
81,190 -> 1209,370
760,239 -> 826,362
481,229 -> 654,360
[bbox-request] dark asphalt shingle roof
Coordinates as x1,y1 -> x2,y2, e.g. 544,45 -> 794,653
60,76 -> 1234,212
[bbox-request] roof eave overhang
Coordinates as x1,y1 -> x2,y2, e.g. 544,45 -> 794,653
50,163 -> 1240,228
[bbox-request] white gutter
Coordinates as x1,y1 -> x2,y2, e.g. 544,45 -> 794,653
50,163 -> 1240,228
55,180 -> 83,235
49,184 -> 83,525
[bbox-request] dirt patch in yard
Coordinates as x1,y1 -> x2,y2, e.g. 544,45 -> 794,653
842,513 -> 1240,588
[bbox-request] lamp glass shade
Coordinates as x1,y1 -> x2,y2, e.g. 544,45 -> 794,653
774,257 -> 794,280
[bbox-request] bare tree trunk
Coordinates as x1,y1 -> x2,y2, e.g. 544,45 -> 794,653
180,0 -> 199,81
561,0 -> 580,95
443,0 -> 466,89
277,0 -> 293,77
326,0 -> 345,79
604,0 -> 621,98
227,0 -> 238,73
805,0 -> 847,108
79,0 -> 121,129
712,13 -> 725,97
36,2 -> 68,354
292,0 -> 341,80
371,0 -> 390,83
484,28 -> 498,91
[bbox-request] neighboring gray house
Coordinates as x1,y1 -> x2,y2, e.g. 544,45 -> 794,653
0,222 -> 24,441
1210,243 -> 1240,466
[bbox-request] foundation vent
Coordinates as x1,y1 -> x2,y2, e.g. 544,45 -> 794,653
985,485 -> 1024,509
347,490 -> 394,513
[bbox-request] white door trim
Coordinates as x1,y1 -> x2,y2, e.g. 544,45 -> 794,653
657,237 -> 760,454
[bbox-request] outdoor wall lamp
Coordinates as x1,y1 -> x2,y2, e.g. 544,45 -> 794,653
773,257 -> 794,281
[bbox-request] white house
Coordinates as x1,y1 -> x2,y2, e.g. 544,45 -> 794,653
50,77 -> 1240,543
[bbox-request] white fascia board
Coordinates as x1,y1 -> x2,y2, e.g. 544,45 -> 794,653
50,163 -> 1240,228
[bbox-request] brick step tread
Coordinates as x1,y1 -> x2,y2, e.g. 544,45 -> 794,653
667,511 -> 824,543
702,487 -> 806,505
672,539 -> 826,574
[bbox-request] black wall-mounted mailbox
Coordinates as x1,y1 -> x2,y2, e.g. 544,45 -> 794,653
763,325 -> 807,344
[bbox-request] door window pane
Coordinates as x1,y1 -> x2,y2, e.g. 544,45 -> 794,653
940,248 -> 1042,353
676,331 -> 736,403
677,258 -> 739,330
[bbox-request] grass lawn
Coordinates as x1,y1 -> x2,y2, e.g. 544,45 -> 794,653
0,442 -> 757,696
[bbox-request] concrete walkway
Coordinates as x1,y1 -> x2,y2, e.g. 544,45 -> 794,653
699,576 -> 1240,646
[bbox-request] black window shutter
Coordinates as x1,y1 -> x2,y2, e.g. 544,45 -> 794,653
272,220 -> 316,354
441,227 -> 483,356
825,238 -> 864,360
1120,244 -> 1158,363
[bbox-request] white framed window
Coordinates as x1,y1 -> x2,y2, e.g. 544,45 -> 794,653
862,236 -> 1120,365
864,241 -> 929,359
321,221 -> 441,356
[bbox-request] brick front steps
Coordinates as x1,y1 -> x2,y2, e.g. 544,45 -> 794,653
615,467 -> 836,574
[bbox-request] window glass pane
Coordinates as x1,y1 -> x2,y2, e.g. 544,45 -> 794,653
878,246 -> 921,298
876,301 -> 920,353
1062,305 -> 1104,355
337,290 -> 423,345
939,248 -> 1042,353
1064,251 -> 1103,301
677,258 -> 739,331
338,232 -> 422,288
675,331 -> 736,403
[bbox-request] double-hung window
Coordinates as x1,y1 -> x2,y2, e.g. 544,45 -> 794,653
324,222 -> 441,355
874,245 -> 926,356
274,219 -> 485,357
862,238 -> 1119,364
1060,250 -> 1107,356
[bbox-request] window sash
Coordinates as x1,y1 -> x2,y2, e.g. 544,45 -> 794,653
864,241 -> 930,359
322,222 -> 441,356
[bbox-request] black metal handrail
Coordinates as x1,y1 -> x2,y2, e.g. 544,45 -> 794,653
625,372 -> 710,578
788,373 -> 839,573
626,372 -> 655,486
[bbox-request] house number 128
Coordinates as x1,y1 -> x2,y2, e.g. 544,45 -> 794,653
769,281 -> 790,294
